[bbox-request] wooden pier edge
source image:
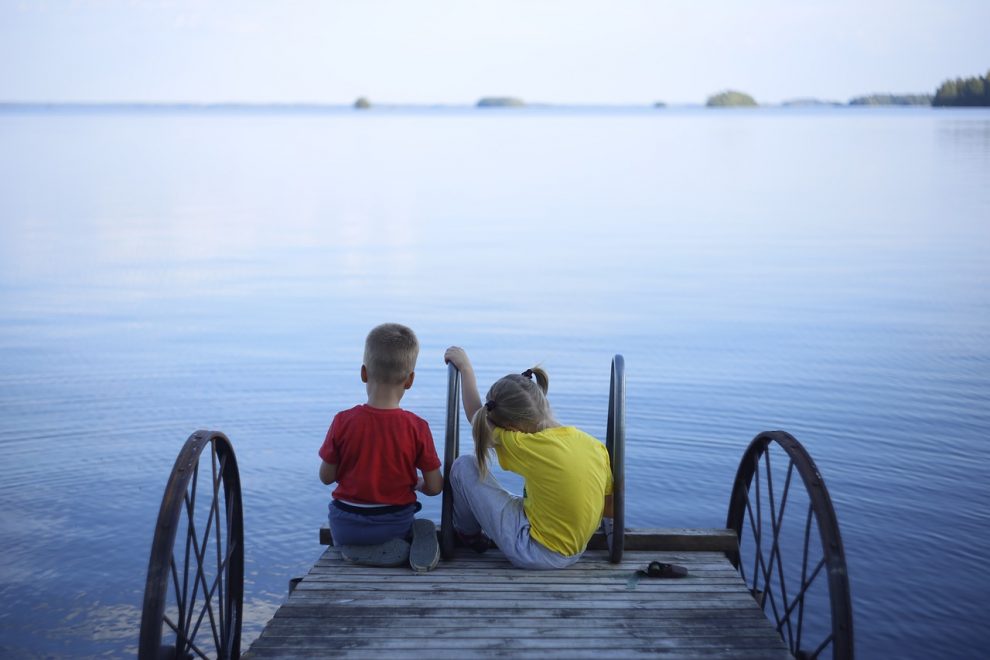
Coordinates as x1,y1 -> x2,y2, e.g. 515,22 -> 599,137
319,525 -> 738,555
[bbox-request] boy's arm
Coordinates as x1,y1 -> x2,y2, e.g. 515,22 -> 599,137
319,460 -> 337,485
444,346 -> 483,422
417,469 -> 443,496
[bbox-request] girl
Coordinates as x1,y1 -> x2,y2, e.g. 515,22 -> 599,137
443,346 -> 613,569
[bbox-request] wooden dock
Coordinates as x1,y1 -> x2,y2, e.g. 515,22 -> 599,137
244,529 -> 790,659
138,420 -> 852,658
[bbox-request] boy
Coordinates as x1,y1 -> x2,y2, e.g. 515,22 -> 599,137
318,323 -> 443,572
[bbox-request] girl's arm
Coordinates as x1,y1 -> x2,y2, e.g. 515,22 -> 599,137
444,346 -> 483,423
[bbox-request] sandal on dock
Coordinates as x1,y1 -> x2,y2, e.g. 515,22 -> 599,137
455,529 -> 495,554
638,561 -> 688,578
409,519 -> 440,572
340,538 -> 410,567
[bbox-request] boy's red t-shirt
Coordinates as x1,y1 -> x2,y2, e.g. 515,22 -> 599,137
318,404 -> 441,506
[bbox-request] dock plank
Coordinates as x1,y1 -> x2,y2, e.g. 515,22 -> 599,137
319,527 -> 739,554
245,537 -> 788,659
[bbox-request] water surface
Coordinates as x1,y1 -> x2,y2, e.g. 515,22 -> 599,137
1,106 -> 988,657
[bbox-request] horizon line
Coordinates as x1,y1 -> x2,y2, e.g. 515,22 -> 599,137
0,98 -> 941,111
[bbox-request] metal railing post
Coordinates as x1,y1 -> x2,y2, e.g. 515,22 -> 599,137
440,363 -> 461,559
605,355 -> 625,563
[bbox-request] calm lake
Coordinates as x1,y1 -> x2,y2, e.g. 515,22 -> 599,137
0,106 -> 988,657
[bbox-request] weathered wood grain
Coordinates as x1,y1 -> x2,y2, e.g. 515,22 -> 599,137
245,537 -> 786,658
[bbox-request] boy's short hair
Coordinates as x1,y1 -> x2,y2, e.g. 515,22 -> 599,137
364,323 -> 419,385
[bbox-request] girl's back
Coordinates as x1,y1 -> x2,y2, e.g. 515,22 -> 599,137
494,425 -> 612,556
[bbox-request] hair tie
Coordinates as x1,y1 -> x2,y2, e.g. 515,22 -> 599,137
484,400 -> 496,411
521,369 -> 533,379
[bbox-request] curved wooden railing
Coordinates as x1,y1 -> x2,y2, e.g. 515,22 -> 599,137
726,430 -> 854,659
139,430 -> 243,660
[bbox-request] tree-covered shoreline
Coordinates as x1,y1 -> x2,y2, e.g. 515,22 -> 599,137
933,71 -> 990,107
688,69 -> 989,108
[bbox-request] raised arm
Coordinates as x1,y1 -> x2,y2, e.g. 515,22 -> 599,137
444,346 -> 483,423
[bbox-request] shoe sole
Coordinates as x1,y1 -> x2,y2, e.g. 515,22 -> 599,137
340,538 -> 410,567
409,519 -> 440,573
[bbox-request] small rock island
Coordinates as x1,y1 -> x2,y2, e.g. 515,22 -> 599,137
706,90 -> 758,107
476,97 -> 525,108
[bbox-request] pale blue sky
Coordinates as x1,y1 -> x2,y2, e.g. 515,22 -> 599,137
1,0 -> 987,105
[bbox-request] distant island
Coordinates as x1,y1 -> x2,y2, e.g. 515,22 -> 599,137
848,94 -> 932,106
706,90 -> 757,107
476,97 -> 525,108
933,70 -> 990,107
8,69 -> 990,112
781,98 -> 842,107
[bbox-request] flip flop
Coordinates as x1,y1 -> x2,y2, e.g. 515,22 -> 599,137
455,529 -> 495,554
340,538 -> 410,567
637,561 -> 688,578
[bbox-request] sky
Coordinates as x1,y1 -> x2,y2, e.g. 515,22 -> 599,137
1,0 -> 988,105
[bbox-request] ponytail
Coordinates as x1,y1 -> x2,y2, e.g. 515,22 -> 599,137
528,366 -> 549,395
470,365 -> 556,480
471,406 -> 496,478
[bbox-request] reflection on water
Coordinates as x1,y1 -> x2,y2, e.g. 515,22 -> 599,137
1,107 -> 989,657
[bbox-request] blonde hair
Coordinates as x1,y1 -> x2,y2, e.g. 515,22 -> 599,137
363,323 -> 419,385
472,367 -> 555,478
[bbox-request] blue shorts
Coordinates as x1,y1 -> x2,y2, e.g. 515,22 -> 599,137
327,500 -> 420,546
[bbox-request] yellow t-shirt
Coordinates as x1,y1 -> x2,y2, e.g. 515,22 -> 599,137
494,426 -> 614,556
